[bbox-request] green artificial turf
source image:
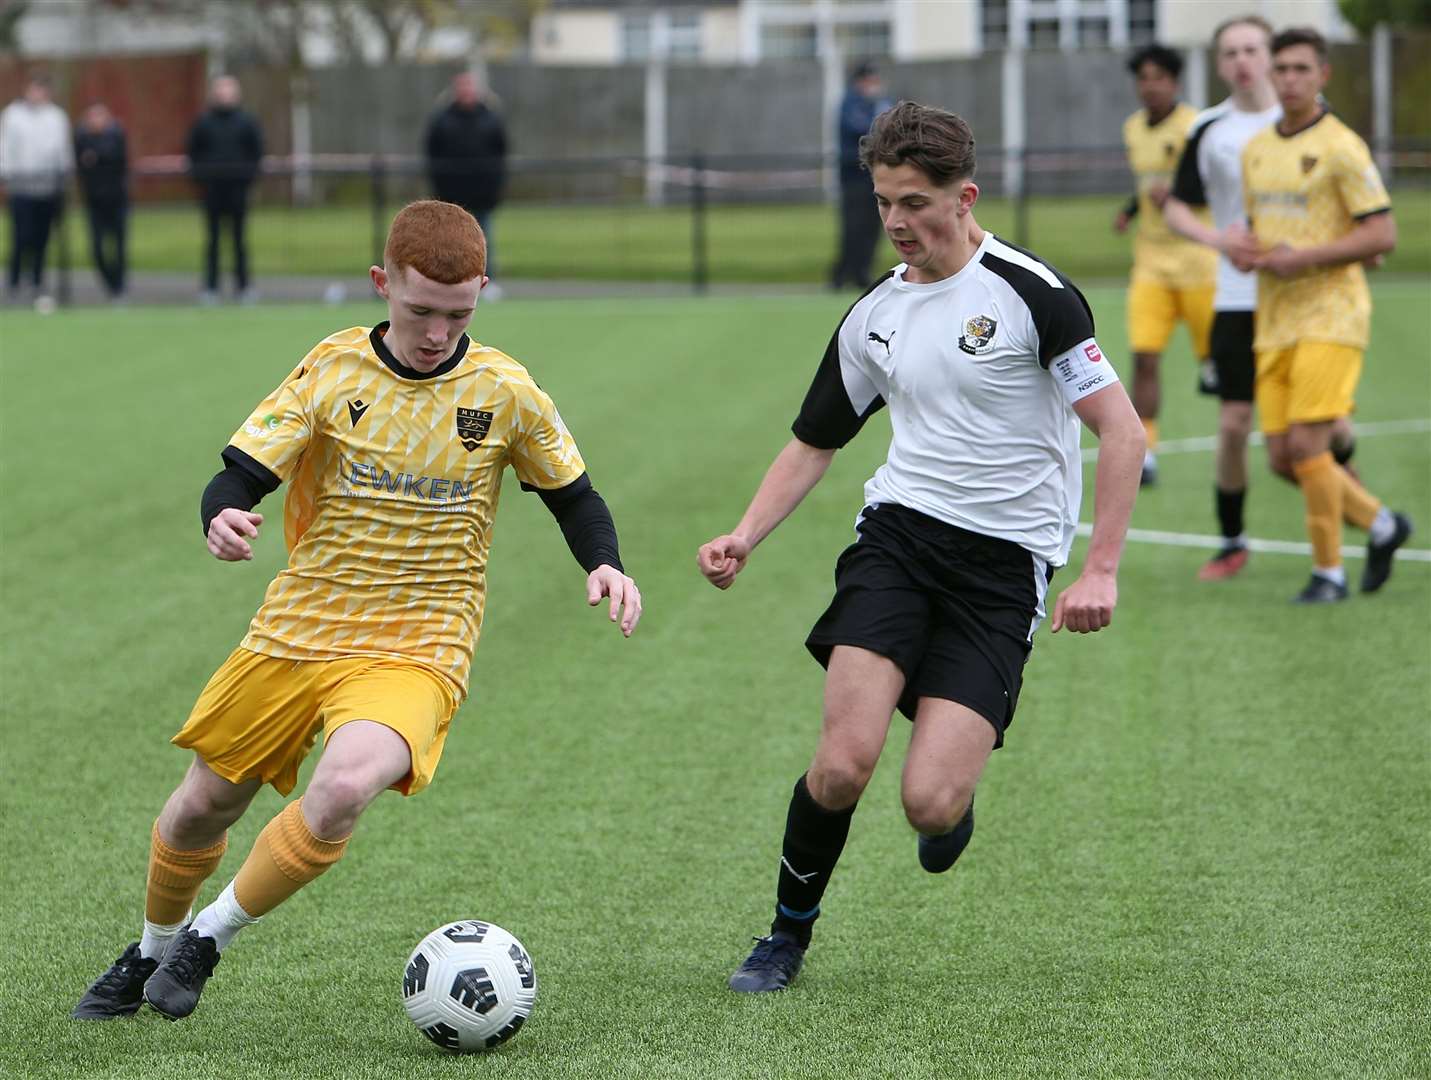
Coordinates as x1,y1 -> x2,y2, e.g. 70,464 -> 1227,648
0,284 -> 1427,1079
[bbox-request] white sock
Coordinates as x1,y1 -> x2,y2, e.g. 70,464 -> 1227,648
1314,565 -> 1347,586
1144,450 -> 1157,468
190,880 -> 261,952
139,911 -> 191,961
1369,506 -> 1396,545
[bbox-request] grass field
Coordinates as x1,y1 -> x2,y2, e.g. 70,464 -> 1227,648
8,189 -> 1431,284
1,282 -> 1428,1080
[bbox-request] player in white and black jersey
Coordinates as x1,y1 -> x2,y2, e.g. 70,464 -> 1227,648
1161,14 -> 1278,580
697,102 -> 1145,993
1162,14 -> 1356,580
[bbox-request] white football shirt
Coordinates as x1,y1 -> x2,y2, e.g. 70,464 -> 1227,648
792,232 -> 1118,567
1171,99 -> 1282,311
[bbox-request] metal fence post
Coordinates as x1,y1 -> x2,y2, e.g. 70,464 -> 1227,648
371,155 -> 387,269
690,153 -> 708,295
1013,147 -> 1030,249
56,187 -> 72,307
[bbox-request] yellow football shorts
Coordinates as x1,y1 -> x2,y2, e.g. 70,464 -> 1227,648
173,648 -> 459,797
1255,342 -> 1362,436
1127,280 -> 1214,357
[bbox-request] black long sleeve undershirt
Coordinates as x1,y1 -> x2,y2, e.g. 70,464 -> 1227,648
200,446 -> 281,535
201,446 -> 622,575
525,474 -> 623,574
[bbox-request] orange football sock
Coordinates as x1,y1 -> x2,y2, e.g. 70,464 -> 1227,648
233,798 -> 349,918
146,821 -> 228,926
1338,465 -> 1381,531
1293,452 -> 1343,570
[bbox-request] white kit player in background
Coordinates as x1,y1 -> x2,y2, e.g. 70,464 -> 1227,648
1162,15 -> 1357,581
698,102 -> 1145,995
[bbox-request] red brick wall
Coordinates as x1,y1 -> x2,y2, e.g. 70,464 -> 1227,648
0,52 -> 208,159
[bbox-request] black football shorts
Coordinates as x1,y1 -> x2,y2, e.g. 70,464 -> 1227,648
806,503 -> 1053,747
1210,310 -> 1256,404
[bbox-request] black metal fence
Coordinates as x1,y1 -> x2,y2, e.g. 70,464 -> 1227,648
8,141 -> 1431,305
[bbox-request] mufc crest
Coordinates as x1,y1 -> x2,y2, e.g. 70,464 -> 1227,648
958,314 -> 998,355
456,407 -> 494,452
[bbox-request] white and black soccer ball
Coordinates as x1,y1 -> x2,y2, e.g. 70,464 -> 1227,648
401,920 -> 537,1053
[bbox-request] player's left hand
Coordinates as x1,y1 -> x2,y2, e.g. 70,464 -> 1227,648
1255,243 -> 1304,278
1050,570 -> 1116,634
587,564 -> 642,637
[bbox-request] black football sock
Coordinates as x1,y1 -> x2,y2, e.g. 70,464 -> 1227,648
1216,486 -> 1247,545
770,774 -> 856,945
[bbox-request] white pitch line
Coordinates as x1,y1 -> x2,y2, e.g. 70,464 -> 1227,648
1081,417 -> 1431,461
1074,523 -> 1431,563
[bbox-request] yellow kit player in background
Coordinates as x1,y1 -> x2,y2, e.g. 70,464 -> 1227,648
73,201 -> 643,1022
1234,27 -> 1411,603
1116,43 -> 1218,487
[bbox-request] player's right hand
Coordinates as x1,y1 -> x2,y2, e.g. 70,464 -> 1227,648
207,509 -> 264,562
697,534 -> 752,590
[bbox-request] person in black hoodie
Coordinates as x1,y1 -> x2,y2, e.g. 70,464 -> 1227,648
75,102 -> 129,299
425,72 -> 507,280
186,76 -> 263,302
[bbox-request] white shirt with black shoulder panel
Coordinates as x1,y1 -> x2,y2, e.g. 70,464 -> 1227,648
792,232 -> 1118,568
1171,98 -> 1282,311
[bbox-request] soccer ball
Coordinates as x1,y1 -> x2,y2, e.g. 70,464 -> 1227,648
401,920 -> 537,1053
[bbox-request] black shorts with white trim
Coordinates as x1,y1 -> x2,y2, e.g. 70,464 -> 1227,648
805,503 -> 1052,747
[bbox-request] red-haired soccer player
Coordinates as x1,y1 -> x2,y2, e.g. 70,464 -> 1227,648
73,201 -> 641,1022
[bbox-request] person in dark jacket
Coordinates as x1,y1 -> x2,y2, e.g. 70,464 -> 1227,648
75,102 -> 129,299
425,72 -> 507,279
830,62 -> 892,290
186,76 -> 263,302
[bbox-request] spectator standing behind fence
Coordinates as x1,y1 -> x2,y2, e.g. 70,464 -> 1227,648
75,103 -> 129,301
0,73 -> 72,304
186,76 -> 263,305
426,72 -> 507,297
829,62 -> 892,291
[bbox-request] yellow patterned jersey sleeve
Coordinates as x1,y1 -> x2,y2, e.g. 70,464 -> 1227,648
1243,114 -> 1391,351
223,325 -> 588,700
508,383 -> 587,491
228,355 -> 320,480
1123,104 -> 1217,287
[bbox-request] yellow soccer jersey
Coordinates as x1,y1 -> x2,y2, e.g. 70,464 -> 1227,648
1123,104 -> 1217,287
1242,112 -> 1391,351
226,324 -> 586,698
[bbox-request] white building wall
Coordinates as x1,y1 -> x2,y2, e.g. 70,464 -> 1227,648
531,11 -> 622,65
702,8 -> 744,62
1159,0 -> 1358,49
897,0 -> 980,59
16,4 -> 216,57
